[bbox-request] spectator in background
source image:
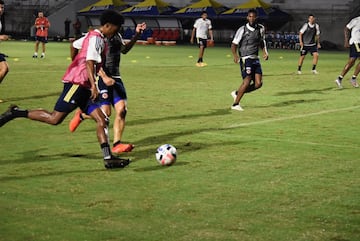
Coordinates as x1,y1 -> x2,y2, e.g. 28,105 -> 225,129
0,0 -> 9,103
64,17 -> 71,39
33,11 -> 50,58
73,18 -> 81,39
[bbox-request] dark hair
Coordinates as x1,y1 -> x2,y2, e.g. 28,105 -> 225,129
308,14 -> 314,17
0,1 -> 4,5
201,11 -> 208,15
100,10 -> 124,27
248,9 -> 257,16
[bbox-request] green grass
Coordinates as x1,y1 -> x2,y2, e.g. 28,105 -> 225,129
0,41 -> 359,241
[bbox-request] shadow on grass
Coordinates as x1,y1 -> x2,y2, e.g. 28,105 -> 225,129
253,98 -> 324,108
275,87 -> 333,96
0,92 -> 60,104
127,108 -> 231,126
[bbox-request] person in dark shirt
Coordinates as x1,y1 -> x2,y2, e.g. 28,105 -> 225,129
230,9 -> 268,111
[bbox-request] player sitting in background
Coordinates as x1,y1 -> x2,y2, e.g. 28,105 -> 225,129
69,22 -> 147,154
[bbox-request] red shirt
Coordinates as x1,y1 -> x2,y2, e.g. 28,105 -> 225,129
35,17 -> 50,37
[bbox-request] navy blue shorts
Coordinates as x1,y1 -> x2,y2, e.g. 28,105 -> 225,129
197,38 -> 207,48
0,53 -> 7,62
240,58 -> 262,79
36,36 -> 48,43
97,76 -> 127,106
54,83 -> 98,115
300,45 -> 318,56
349,43 -> 360,58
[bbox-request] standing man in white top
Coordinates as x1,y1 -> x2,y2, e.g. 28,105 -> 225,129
334,16 -> 360,88
297,14 -> 321,74
190,11 -> 213,67
0,0 -> 9,103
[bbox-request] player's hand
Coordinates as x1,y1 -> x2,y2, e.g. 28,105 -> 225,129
317,43 -> 321,49
98,68 -> 115,86
136,22 -> 146,34
233,55 -> 240,64
190,38 -> 194,44
90,86 -> 99,101
263,53 -> 269,61
344,42 -> 350,48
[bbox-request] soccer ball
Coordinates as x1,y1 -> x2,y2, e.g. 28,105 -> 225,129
155,144 -> 177,166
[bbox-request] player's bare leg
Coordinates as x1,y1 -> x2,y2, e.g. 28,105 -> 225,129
231,75 -> 251,111
349,59 -> 360,87
335,57 -> 357,88
196,46 -> 206,67
0,61 -> 9,83
33,41 -> 39,58
41,43 -> 46,58
312,52 -> 319,74
297,55 -> 305,74
28,110 -> 67,125
112,100 -> 134,154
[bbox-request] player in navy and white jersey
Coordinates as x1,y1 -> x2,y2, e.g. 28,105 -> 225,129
0,0 -> 9,102
297,14 -> 321,74
69,22 -> 146,154
230,9 -> 268,111
190,11 -> 214,67
334,16 -> 360,88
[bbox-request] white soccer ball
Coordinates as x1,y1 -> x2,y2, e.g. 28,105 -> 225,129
155,144 -> 177,166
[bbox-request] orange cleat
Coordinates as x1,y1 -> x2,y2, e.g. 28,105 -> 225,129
69,109 -> 83,132
112,143 -> 135,154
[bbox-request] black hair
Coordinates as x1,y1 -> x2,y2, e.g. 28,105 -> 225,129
201,11 -> 208,15
308,14 -> 314,17
100,10 -> 124,27
0,1 -> 4,5
248,8 -> 257,16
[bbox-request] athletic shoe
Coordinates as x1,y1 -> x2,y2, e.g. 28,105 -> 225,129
231,90 -> 237,102
350,79 -> 359,88
32,54 -> 37,58
0,104 -> 18,127
334,79 -> 343,89
112,143 -> 135,154
297,70 -> 302,75
0,99 -> 3,103
231,104 -> 244,111
69,109 -> 83,132
104,156 -> 131,169
312,70 -> 318,74
41,53 -> 45,58
200,62 -> 207,67
195,62 -> 202,67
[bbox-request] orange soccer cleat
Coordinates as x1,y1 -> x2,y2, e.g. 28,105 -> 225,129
69,109 -> 83,132
112,143 -> 135,154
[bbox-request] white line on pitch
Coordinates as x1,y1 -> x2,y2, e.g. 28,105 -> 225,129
227,105 -> 360,129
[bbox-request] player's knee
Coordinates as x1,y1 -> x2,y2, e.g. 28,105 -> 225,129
256,82 -> 263,89
119,108 -> 127,119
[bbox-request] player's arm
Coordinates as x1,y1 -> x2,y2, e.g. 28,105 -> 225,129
190,27 -> 196,44
231,43 -> 239,64
260,26 -> 269,60
344,26 -> 350,48
98,68 -> 115,86
231,27 -> 243,64
71,36 -> 85,60
122,22 -> 146,54
209,29 -> 214,41
86,60 -> 98,101
298,23 -> 307,48
45,18 -> 50,29
315,24 -> 321,48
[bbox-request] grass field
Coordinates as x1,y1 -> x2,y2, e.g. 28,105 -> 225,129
0,40 -> 359,241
